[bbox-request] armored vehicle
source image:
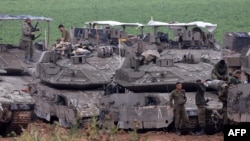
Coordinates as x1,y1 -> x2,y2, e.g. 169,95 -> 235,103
222,32 -> 250,73
99,19 -> 224,134
100,49 -> 224,133
0,76 -> 34,136
0,14 -> 52,135
30,21 -> 142,127
142,18 -> 219,50
222,32 -> 250,124
223,32 -> 250,53
115,19 -> 221,92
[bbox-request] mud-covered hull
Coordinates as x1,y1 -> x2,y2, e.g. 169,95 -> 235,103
115,80 -> 198,92
31,82 -> 104,127
228,83 -> 250,123
99,92 -> 223,133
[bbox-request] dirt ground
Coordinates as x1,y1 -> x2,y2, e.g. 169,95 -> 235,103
0,121 -> 224,141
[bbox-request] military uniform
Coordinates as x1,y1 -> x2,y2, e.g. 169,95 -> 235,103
211,60 -> 228,81
54,28 -> 71,57
20,20 -> 34,63
195,81 -> 206,135
230,76 -> 241,85
169,89 -> 191,130
218,85 -> 229,125
61,29 -> 71,42
230,70 -> 242,85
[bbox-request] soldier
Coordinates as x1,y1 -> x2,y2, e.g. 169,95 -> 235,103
195,80 -> 207,135
211,59 -> 229,81
230,70 -> 242,85
204,79 -> 229,125
20,18 -> 35,64
217,81 -> 229,125
58,24 -> 71,43
169,82 -> 194,135
54,24 -> 71,56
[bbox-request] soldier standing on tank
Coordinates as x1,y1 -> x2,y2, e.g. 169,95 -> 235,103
211,59 -> 229,82
20,18 -> 35,64
169,82 -> 194,136
195,80 -> 207,135
229,70 -> 242,85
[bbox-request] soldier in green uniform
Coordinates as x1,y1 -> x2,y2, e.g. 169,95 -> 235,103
218,81 -> 229,125
195,80 -> 207,135
230,70 -> 242,85
20,18 -> 35,64
169,82 -> 194,135
54,24 -> 71,56
58,24 -> 71,42
211,59 -> 229,82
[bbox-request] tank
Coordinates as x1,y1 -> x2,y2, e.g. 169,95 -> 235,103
0,76 -> 34,136
0,14 -> 51,135
29,21 -> 140,127
222,32 -> 250,124
0,31 -> 43,137
222,32 -> 250,74
100,48 -> 224,133
99,19 -> 224,134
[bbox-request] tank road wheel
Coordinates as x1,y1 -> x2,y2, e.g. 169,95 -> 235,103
4,111 -> 33,136
0,107 -> 12,123
205,110 -> 223,135
188,116 -> 199,130
179,116 -> 198,134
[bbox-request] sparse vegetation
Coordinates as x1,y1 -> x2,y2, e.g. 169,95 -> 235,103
16,117 -> 138,141
1,0 -> 250,46
17,121 -> 84,141
128,128 -> 139,141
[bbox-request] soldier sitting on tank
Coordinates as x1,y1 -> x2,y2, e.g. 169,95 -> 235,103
53,24 -> 72,57
169,82 -> 195,136
229,70 -> 242,85
211,59 -> 229,81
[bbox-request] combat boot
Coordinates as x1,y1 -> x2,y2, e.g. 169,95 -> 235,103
24,56 -> 30,64
176,128 -> 181,136
196,127 -> 205,135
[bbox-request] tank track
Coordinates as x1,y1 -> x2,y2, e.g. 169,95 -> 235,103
4,111 -> 32,135
189,116 -> 199,129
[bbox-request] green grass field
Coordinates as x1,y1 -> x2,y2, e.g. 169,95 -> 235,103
0,0 -> 249,46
